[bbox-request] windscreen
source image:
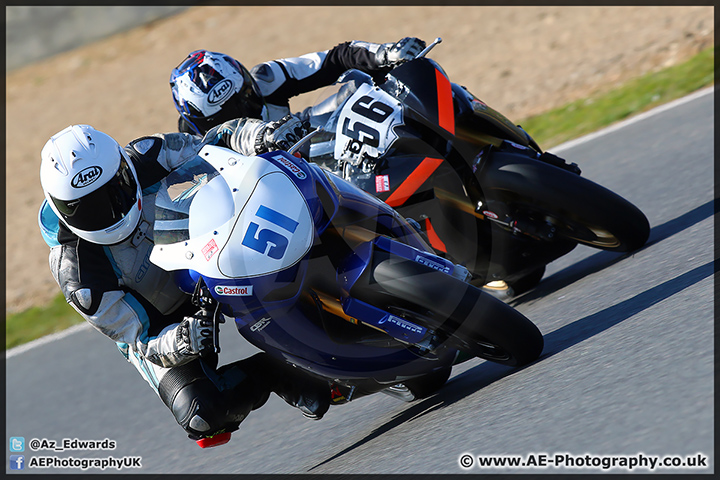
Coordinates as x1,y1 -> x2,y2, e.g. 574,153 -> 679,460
153,156 -> 224,245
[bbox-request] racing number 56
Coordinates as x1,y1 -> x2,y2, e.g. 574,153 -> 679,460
241,205 -> 299,259
341,95 -> 394,154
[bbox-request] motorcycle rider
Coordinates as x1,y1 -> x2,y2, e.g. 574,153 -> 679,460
169,37 -> 427,136
170,38 -> 538,299
38,119 -> 328,448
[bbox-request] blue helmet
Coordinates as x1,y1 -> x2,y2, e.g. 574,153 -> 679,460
170,50 -> 265,135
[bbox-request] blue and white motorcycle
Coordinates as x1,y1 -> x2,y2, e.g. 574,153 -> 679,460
149,143 -> 543,405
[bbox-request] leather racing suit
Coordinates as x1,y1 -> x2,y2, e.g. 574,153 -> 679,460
177,40 -> 396,133
38,131 -> 330,442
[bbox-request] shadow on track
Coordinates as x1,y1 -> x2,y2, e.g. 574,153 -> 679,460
539,259 -> 714,358
310,259 -> 714,471
309,199 -> 715,471
510,199 -> 715,306
308,359 -> 514,471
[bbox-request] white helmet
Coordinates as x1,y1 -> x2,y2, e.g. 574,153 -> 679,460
40,125 -> 142,245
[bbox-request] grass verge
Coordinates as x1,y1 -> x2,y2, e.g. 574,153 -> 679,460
6,294 -> 85,350
520,46 -> 714,148
5,46 -> 714,350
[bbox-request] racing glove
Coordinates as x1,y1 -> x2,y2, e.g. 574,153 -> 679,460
376,37 -> 426,68
254,115 -> 309,153
176,309 -> 216,358
142,308 -> 217,367
203,115 -> 309,156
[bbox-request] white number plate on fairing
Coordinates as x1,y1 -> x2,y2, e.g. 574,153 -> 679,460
335,83 -> 403,164
150,145 -> 314,279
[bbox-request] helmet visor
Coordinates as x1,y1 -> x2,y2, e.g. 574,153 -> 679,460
172,50 -> 206,79
183,63 -> 265,134
51,156 -> 139,232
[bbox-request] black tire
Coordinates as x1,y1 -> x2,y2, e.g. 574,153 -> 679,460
479,154 -> 650,252
402,365 -> 453,399
354,255 -> 544,367
508,266 -> 546,295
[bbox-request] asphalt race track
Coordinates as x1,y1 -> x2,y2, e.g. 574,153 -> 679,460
5,88 -> 714,475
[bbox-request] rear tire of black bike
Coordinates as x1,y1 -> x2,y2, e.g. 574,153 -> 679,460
402,366 -> 453,400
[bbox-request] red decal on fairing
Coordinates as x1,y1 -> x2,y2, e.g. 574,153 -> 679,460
424,217 -> 447,253
386,157 -> 443,207
375,175 -> 390,193
202,238 -> 219,261
435,69 -> 455,134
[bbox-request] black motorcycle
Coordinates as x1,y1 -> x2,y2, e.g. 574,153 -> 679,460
297,38 -> 650,296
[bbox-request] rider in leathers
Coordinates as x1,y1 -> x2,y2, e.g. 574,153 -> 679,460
169,37 -> 427,148
37,38 -> 425,448
38,118 -> 319,448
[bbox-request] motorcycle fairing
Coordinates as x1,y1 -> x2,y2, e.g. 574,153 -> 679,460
151,146 -> 320,287
150,145 -> 460,382
434,67 -> 455,134
381,58 -> 455,137
451,83 -> 534,149
384,157 -> 444,208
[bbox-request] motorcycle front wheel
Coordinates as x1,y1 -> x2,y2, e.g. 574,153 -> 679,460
354,255 -> 544,367
478,152 -> 650,253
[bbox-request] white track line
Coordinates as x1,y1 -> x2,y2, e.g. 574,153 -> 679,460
6,86 -> 714,359
551,86 -> 714,153
6,322 -> 91,359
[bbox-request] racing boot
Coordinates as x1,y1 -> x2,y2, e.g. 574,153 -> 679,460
158,354 -> 273,448
263,356 -> 331,420
274,373 -> 331,420
277,388 -> 331,420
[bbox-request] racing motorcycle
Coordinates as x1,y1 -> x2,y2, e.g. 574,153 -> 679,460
298,38 -> 650,296
149,143 -> 544,443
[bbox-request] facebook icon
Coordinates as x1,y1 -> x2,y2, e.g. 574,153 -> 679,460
9,455 -> 25,470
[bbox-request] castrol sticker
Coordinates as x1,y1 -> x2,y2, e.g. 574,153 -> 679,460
214,285 -> 254,296
271,154 -> 307,179
202,239 -> 219,261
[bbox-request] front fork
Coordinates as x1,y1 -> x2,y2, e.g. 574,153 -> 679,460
191,277 -> 224,356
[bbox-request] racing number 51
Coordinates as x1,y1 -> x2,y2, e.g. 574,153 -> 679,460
241,205 -> 299,259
